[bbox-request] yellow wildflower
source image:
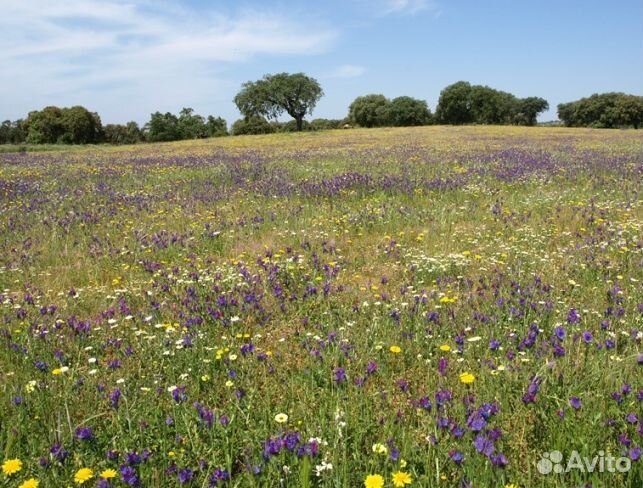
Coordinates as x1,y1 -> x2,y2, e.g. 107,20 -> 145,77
274,413 -> 289,424
364,474 -> 384,488
100,469 -> 117,479
392,470 -> 413,486
372,443 -> 388,455
1,458 -> 22,476
74,468 -> 93,485
459,372 -> 475,384
19,479 -> 39,488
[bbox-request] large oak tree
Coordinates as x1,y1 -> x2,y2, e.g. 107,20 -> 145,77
234,73 -> 323,131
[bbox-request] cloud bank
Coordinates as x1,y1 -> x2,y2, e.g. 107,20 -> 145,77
0,0 -> 337,122
326,64 -> 367,79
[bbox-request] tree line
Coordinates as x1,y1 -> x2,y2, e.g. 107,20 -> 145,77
557,93 -> 643,129
228,75 -> 550,133
434,81 -> 549,126
2,73 -> 641,145
0,106 -> 228,145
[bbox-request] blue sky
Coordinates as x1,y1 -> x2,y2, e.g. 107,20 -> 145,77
1,0 -> 641,124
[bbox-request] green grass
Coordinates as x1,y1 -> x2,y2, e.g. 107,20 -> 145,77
0,126 -> 641,487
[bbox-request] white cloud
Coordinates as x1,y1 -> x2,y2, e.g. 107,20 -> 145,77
0,0 -> 337,122
326,64 -> 367,79
380,0 -> 439,16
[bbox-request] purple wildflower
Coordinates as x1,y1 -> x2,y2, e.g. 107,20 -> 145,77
50,442 -> 69,463
284,431 -> 300,451
451,426 -> 465,438
418,396 -> 432,411
125,451 -> 142,465
177,468 -> 193,484
110,388 -> 121,409
449,450 -> 464,464
435,389 -> 453,407
567,308 -> 580,324
333,367 -> 346,384
390,447 -> 400,462
75,426 -> 93,441
366,361 -> 378,375
119,465 -> 140,486
467,412 -> 487,432
171,386 -> 187,403
488,428 -> 503,441
569,397 -> 582,410
396,379 -> 409,393
438,357 -> 448,376
473,435 -> 495,457
630,447 -> 641,461
34,360 -> 49,372
554,326 -> 566,341
491,453 -> 509,467
522,377 -> 541,404
209,468 -> 230,486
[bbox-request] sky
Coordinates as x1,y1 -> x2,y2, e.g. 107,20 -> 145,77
1,0 -> 642,125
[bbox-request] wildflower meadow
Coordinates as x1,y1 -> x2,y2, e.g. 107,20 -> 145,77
0,126 -> 641,487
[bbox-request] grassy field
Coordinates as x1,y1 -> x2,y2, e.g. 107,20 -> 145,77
0,126 -> 641,487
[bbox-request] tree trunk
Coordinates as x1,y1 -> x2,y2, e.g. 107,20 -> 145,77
296,117 -> 303,132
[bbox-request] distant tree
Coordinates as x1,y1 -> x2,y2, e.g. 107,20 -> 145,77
557,93 -> 643,128
269,121 -> 285,132
5,107 -> 227,145
144,110 -> 227,141
125,121 -> 143,142
557,102 -> 578,127
437,81 -> 549,126
348,94 -> 391,128
0,120 -> 11,144
91,112 -> 104,142
513,97 -> 549,126
309,118 -> 344,131
22,106 -> 102,144
59,106 -> 103,144
579,93 -> 622,128
388,96 -> 432,126
24,106 -> 65,144
435,81 -> 474,125
206,116 -> 228,137
178,107 -> 208,139
234,73 -> 323,131
104,124 -> 127,144
145,112 -> 181,142
7,119 -> 26,144
104,121 -> 143,145
231,116 -> 275,135
469,86 -> 516,124
614,95 -> 643,129
279,119 -> 312,132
